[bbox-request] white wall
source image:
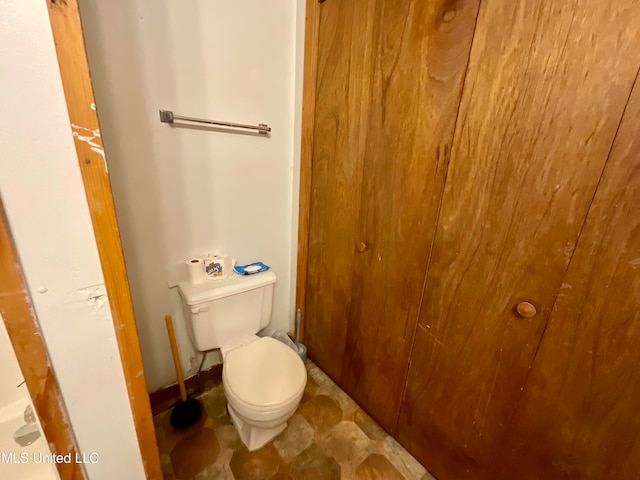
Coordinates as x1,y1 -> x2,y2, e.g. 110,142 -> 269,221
80,0 -> 305,391
291,0 -> 306,320
0,2 -> 146,479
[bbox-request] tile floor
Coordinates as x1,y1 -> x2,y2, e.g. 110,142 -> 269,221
154,360 -> 435,480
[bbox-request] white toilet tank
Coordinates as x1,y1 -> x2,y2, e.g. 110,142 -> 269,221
178,271 -> 276,351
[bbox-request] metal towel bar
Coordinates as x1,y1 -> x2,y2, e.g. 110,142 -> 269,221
159,110 -> 271,134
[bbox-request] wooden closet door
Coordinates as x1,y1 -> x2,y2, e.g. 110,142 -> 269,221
304,0 -> 375,384
497,77 -> 640,480
305,0 -> 480,432
396,1 -> 640,478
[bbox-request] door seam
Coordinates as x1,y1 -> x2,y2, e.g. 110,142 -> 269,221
502,62 -> 640,432
392,0 -> 485,435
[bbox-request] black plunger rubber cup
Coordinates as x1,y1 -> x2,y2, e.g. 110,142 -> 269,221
170,398 -> 203,430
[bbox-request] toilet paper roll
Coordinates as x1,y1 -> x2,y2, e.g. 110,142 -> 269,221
204,253 -> 237,280
186,258 -> 205,284
204,254 -> 224,280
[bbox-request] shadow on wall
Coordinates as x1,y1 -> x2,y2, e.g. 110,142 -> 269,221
81,0 -> 299,392
79,0 -> 210,390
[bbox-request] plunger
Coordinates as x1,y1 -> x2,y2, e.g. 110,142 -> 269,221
165,314 -> 202,429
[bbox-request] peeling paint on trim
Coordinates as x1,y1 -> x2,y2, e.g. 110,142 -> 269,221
71,124 -> 108,172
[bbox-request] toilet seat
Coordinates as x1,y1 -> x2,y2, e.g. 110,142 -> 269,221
223,336 -> 306,411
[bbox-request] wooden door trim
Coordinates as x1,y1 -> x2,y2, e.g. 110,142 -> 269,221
45,1 -> 163,478
295,0 -> 321,341
0,201 -> 86,480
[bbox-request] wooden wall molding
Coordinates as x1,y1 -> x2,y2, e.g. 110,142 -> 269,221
149,364 -> 223,416
295,0 -> 321,341
45,1 -> 163,478
0,201 -> 85,480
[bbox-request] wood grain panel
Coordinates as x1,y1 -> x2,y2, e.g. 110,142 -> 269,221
46,1 -> 163,478
295,0 -> 321,342
0,201 -> 85,480
397,1 -> 640,478
497,73 -> 640,480
338,0 -> 481,433
304,0 -> 376,381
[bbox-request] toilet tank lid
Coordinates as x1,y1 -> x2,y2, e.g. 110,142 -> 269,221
178,270 -> 276,305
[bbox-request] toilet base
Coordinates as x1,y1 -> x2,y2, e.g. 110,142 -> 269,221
227,404 -> 288,451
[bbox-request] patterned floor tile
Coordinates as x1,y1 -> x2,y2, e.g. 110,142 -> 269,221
353,409 -> 388,441
381,436 -> 427,479
307,363 -> 336,389
170,428 -> 219,479
192,463 -> 234,480
321,382 -> 360,417
301,374 -> 320,404
323,421 -> 371,466
200,386 -> 228,419
158,404 -> 208,455
356,454 -> 404,480
298,395 -> 342,436
269,473 -> 293,480
160,453 -> 174,479
214,422 -> 243,450
154,360 -> 431,480
291,444 -> 341,480
273,414 -> 315,460
229,443 -> 283,480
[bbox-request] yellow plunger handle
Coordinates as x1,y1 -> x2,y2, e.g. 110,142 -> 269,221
165,315 -> 187,402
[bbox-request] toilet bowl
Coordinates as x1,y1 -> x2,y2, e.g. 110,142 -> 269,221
221,336 -> 306,450
178,270 -> 307,451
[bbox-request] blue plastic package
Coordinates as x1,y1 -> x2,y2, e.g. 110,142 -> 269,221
234,262 -> 270,275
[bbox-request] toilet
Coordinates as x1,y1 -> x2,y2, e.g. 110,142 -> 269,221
178,270 -> 307,451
